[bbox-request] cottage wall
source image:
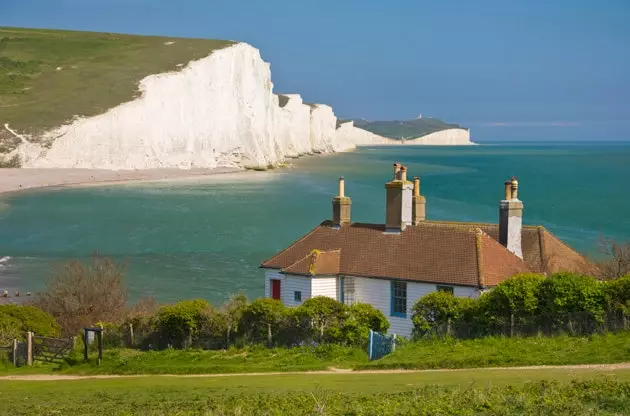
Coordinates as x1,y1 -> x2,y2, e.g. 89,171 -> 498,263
351,276 -> 479,337
311,276 -> 338,299
264,270 -> 480,338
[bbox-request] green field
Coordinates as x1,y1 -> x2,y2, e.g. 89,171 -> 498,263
360,332 -> 630,370
0,27 -> 232,152
2,369 -> 630,415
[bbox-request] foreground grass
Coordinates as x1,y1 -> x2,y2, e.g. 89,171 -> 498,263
2,370 -> 630,415
3,332 -> 629,376
0,27 -> 232,149
360,332 -> 630,370
60,344 -> 368,375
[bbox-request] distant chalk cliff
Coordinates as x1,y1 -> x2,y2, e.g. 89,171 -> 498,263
12,43 -> 471,170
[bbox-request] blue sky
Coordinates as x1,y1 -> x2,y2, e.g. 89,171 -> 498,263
2,0 -> 629,141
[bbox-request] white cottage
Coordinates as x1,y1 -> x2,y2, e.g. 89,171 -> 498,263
260,164 -> 592,337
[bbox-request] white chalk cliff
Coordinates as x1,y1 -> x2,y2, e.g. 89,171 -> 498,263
13,43 -> 471,169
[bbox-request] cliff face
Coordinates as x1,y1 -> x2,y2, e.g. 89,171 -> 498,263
13,42 -> 468,169
400,128 -> 472,145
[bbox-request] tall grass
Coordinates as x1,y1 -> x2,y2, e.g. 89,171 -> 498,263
361,332 -> 630,370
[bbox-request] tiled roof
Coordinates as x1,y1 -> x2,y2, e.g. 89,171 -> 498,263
262,221 -> 539,287
282,249 -> 341,276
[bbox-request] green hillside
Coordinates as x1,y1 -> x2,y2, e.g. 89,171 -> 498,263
350,117 -> 465,140
0,27 -> 233,153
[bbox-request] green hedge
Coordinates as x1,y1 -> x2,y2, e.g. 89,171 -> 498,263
412,272 -> 630,339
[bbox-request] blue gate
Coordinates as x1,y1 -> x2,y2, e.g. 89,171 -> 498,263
368,329 -> 396,360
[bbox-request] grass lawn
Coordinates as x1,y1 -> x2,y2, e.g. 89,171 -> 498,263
0,27 -> 232,151
360,332 -> 630,370
2,368 -> 630,415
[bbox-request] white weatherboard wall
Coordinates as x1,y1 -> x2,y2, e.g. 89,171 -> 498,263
265,271 -> 480,337
311,276 -> 338,299
352,276 -> 478,337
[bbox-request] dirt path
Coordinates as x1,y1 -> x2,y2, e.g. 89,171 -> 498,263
3,362 -> 630,381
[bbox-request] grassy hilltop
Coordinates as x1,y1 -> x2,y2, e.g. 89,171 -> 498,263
350,117 -> 465,139
0,27 -> 233,152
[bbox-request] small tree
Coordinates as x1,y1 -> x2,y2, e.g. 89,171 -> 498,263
340,303 -> 390,346
220,293 -> 248,347
296,296 -> 347,342
604,273 -> 630,328
239,298 -> 286,346
597,238 -> 630,280
33,255 -> 128,336
480,273 -> 546,336
411,291 -> 472,338
539,272 -> 606,334
157,299 -> 212,348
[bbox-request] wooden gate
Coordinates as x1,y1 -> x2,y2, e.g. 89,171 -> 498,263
32,335 -> 73,364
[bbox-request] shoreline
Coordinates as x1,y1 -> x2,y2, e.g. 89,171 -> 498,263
0,167 -> 250,196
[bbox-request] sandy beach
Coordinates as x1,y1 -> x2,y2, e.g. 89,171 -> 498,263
0,167 -> 246,195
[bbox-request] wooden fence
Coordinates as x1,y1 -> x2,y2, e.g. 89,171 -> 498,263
6,332 -> 74,367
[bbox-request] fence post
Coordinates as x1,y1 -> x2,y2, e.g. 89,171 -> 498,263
392,334 -> 396,353
97,330 -> 103,366
129,323 -> 135,347
510,313 -> 515,337
12,339 -> 17,366
26,331 -> 33,366
83,329 -> 88,361
368,329 -> 373,360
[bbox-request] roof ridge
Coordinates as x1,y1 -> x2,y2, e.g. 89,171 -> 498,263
474,229 -> 485,288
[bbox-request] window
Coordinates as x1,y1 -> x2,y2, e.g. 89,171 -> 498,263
390,281 -> 407,317
294,291 -> 302,302
437,285 -> 454,295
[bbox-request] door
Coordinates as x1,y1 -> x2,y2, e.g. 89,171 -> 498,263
270,279 -> 281,300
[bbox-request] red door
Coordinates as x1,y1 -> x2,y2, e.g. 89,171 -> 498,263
271,279 -> 281,300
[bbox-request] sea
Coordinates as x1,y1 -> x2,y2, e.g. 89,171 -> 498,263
1,142 -> 629,304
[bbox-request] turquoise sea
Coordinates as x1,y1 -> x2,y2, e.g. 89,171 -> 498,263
1,143 -> 629,304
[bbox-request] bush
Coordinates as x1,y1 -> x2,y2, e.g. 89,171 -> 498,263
239,298 -> 287,345
295,296 -> 347,342
478,273 -> 546,335
605,274 -> 630,327
156,299 -> 212,348
411,291 -> 472,338
340,303 -> 389,346
33,255 -> 128,336
539,272 -> 606,333
0,304 -> 60,344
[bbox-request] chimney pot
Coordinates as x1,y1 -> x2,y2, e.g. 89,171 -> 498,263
393,163 -> 401,180
400,166 -> 407,182
413,177 -> 420,197
510,176 -> 519,200
504,181 -> 512,200
338,177 -> 345,198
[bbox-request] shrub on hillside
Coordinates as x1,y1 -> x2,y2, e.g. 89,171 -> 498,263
0,304 -> 60,344
340,303 -> 389,346
478,273 -> 546,335
411,291 -> 472,338
33,255 -> 128,336
538,272 -> 607,333
605,274 -> 630,328
295,296 -> 347,342
239,298 -> 287,346
156,299 -> 212,348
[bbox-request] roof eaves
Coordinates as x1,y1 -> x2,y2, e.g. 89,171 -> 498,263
340,273 -> 480,288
